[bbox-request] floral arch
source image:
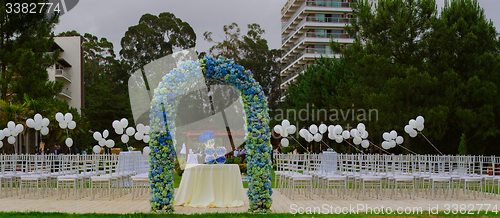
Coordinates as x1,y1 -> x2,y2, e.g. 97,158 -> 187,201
148,57 -> 273,213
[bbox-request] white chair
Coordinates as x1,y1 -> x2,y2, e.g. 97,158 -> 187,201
90,154 -> 119,201
319,153 -> 347,200
19,155 -> 50,199
131,154 -> 150,200
285,154 -> 313,200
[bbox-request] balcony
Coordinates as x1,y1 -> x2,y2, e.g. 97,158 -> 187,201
282,16 -> 356,46
282,48 -> 335,70
55,69 -> 72,82
283,32 -> 354,56
305,16 -> 357,24
305,0 -> 354,8
282,64 -> 307,85
60,88 -> 72,99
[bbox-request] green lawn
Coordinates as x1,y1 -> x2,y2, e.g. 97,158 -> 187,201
0,211 -> 498,217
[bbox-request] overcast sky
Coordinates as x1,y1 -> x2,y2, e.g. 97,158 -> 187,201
54,0 -> 500,57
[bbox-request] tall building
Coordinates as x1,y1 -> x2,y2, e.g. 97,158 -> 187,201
47,36 -> 84,113
280,0 -> 360,98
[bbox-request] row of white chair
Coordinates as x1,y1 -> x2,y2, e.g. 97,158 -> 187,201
0,153 -> 150,200
275,153 -> 500,201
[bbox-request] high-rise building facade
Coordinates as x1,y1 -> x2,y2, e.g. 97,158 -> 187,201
47,36 -> 84,113
280,0 -> 360,98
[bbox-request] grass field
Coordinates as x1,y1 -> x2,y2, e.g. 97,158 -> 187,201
1,211 -> 499,218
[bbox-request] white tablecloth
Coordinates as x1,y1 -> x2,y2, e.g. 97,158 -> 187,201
174,164 -> 245,208
186,154 -> 199,164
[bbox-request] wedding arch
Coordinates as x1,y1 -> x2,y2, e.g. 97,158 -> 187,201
148,57 -> 273,213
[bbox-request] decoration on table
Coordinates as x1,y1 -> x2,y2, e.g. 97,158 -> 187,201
404,115 -> 442,155
149,57 -> 272,213
215,147 -> 227,164
200,131 -> 216,164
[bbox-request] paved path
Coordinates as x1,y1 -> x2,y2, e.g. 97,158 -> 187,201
0,188 -> 498,215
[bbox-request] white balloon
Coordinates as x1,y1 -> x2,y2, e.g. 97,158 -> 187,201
120,118 -> 128,129
102,129 -> 109,138
404,125 -> 413,134
3,128 -> 11,136
335,136 -> 343,143
281,129 -> 289,137
281,120 -> 290,129
416,116 -> 424,125
59,122 -> 67,129
99,138 -> 106,147
390,130 -> 397,139
309,124 -> 318,134
327,125 -> 335,133
34,114 -> 42,123
382,132 -> 391,141
342,130 -> 350,139
26,119 -> 35,128
64,113 -> 73,122
353,137 -> 362,145
281,138 -> 289,147
416,124 -> 424,131
144,126 -> 150,133
389,140 -> 396,148
65,138 -> 73,147
334,125 -> 343,135
55,112 -> 64,122
273,125 -> 282,134
112,120 -> 120,129
136,123 -> 145,133
287,125 -> 296,134
134,132 -> 144,140
361,140 -> 369,148
328,132 -> 335,140
105,139 -> 115,148
93,132 -> 102,141
42,118 -> 50,127
306,133 -> 314,142
409,119 -> 417,128
396,136 -> 404,144
313,133 -> 322,142
126,127 -> 135,136
382,141 -> 391,149
350,129 -> 359,138
0,130 -> 4,140
67,121 -> 76,130
115,127 -> 124,135
121,134 -> 130,143
7,136 -> 15,144
143,146 -> 150,155
41,126 -> 49,135
361,131 -> 369,139
0,141 -> 3,148
143,135 -> 150,143
409,130 -> 418,138
15,124 -> 24,133
12,131 -> 18,137
319,124 -> 327,134
93,145 -> 101,154
357,123 -> 366,132
7,121 -> 15,130
299,129 -> 308,138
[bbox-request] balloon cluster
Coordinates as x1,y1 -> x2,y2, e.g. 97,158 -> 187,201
55,112 -> 76,130
299,124 -> 326,143
1,121 -> 24,146
381,130 -> 404,149
199,131 -> 215,143
27,114 -> 50,135
273,119 -> 296,147
112,118 -> 130,135
134,124 -> 151,143
404,116 -> 424,138
328,123 -> 369,148
55,112 -> 76,148
93,129 -> 114,148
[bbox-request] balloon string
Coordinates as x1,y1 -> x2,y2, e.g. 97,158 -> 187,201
289,136 -> 310,153
344,140 -> 363,153
368,141 -> 391,154
320,140 -> 333,150
419,132 -> 443,155
396,143 -> 418,155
